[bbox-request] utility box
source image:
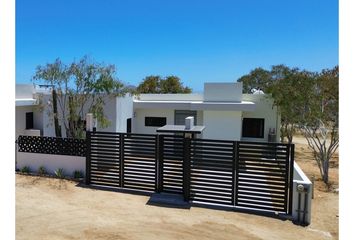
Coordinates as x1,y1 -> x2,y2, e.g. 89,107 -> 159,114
185,116 -> 194,130
268,128 -> 277,142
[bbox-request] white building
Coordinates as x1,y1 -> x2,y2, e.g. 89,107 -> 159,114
132,82 -> 280,141
15,82 -> 280,142
15,84 -> 42,138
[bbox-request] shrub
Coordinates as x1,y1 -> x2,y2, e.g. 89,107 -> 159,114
73,170 -> 83,179
54,168 -> 65,179
38,166 -> 47,175
21,166 -> 30,173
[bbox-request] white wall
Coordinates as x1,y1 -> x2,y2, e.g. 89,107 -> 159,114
133,108 -> 175,134
204,82 -> 243,102
242,94 -> 279,142
136,93 -> 203,101
41,94 -> 122,137
17,152 -> 86,176
16,84 -> 35,99
98,95 -> 117,132
292,162 -> 312,225
115,96 -> 133,132
202,111 -> 242,140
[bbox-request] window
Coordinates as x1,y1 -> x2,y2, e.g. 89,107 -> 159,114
26,112 -> 34,129
145,117 -> 166,127
242,118 -> 264,138
175,110 -> 197,125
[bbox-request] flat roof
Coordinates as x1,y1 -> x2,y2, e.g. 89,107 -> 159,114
156,125 -> 205,134
16,99 -> 38,106
134,100 -> 256,111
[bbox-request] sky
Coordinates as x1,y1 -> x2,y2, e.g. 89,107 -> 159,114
16,0 -> 338,92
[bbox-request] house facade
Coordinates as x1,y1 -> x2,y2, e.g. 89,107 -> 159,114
132,82 -> 280,141
15,84 -> 43,138
15,82 -> 280,142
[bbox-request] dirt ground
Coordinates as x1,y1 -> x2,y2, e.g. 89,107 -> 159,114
16,136 -> 339,240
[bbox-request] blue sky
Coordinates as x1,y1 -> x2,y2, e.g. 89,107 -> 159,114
16,0 -> 338,92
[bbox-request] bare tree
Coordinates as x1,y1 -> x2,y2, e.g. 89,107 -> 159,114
300,66 -> 339,184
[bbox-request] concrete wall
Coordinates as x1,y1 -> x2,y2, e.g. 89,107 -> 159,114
17,152 -> 86,176
136,93 -> 203,101
41,94 -> 127,137
115,96 -> 133,132
202,110 -> 242,140
204,82 -> 243,102
292,162 -> 312,225
99,95 -> 117,132
16,84 -> 35,99
241,94 -> 279,142
133,108 -> 175,134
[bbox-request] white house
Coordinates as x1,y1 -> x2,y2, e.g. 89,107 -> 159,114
15,84 -> 43,138
15,82 -> 281,142
132,82 -> 280,141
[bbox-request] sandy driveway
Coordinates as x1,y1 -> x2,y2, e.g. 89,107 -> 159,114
16,174 -> 337,240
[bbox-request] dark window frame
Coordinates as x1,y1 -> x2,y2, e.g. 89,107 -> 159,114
145,117 -> 167,127
242,118 -> 265,138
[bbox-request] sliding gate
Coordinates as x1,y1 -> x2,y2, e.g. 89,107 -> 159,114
87,131 -> 294,215
87,131 -> 158,192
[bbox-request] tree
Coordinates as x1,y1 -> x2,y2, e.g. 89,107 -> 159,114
33,56 -> 130,139
136,75 -> 161,93
137,75 -> 192,93
300,66 -> 339,184
268,65 -> 315,143
32,59 -> 67,137
237,67 -> 272,93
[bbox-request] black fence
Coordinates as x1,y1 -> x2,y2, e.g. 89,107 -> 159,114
87,131 -> 295,215
17,135 -> 86,157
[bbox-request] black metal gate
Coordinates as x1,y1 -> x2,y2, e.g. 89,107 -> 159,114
235,141 -> 294,213
87,131 -> 158,192
86,131 -> 294,215
158,135 -> 185,194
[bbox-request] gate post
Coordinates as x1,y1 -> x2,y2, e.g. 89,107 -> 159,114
157,135 -> 164,193
288,144 -> 295,214
183,138 -> 191,201
119,133 -> 124,188
85,131 -> 91,185
233,141 -> 238,206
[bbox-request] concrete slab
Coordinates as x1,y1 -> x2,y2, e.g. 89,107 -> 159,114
147,193 -> 191,209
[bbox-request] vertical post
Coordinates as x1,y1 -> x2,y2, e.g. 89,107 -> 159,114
86,113 -> 93,132
284,144 -> 290,213
183,137 -> 191,202
119,133 -> 124,188
234,141 -> 239,206
154,135 -> 159,192
85,131 -> 91,185
232,141 -> 236,206
157,135 -> 164,193
311,175 -> 315,199
288,144 -> 295,214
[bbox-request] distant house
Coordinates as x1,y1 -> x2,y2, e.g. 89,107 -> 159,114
15,82 -> 280,142
15,84 -> 42,138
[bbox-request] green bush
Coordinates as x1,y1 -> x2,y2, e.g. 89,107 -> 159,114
73,170 -> 83,179
38,166 -> 47,175
21,166 -> 30,173
54,168 -> 65,179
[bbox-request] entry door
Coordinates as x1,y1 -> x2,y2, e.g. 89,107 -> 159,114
126,118 -> 131,133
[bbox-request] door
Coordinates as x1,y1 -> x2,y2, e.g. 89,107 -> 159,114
127,118 -> 131,133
